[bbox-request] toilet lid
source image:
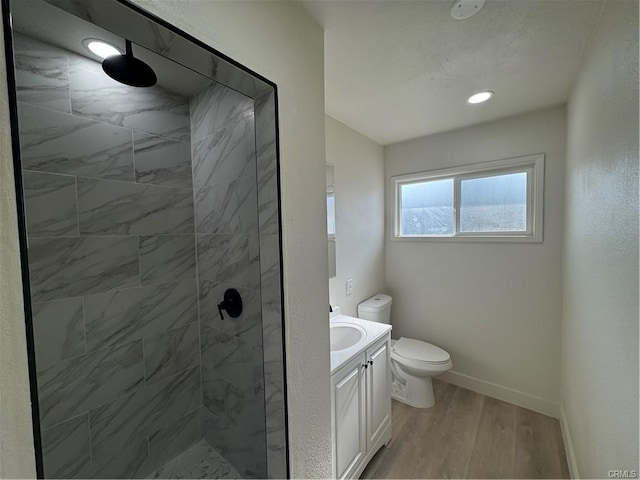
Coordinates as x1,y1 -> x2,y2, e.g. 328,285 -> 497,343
393,337 -> 450,364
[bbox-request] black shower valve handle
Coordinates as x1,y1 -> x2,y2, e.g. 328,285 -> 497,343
217,288 -> 243,320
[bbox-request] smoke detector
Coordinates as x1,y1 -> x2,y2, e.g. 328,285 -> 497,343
450,0 -> 485,20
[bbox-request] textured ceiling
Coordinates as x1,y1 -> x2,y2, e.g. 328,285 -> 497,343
298,0 -> 604,145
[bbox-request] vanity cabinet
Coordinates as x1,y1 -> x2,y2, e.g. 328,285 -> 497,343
366,339 -> 391,451
332,352 -> 367,480
331,334 -> 391,479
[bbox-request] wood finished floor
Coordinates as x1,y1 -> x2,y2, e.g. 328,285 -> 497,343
361,380 -> 569,479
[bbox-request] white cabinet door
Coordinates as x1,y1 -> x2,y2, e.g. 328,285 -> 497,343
332,354 -> 366,479
366,339 -> 391,451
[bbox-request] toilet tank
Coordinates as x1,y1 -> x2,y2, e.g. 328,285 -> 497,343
357,294 -> 392,324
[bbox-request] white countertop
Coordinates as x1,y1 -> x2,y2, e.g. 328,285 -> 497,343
330,313 -> 392,374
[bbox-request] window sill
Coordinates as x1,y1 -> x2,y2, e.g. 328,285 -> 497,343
390,234 -> 542,243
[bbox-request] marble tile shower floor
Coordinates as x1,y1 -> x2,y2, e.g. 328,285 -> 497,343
149,440 -> 241,479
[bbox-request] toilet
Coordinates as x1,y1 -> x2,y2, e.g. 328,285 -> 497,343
357,294 -> 452,408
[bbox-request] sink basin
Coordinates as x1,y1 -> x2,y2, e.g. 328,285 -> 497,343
330,323 -> 366,351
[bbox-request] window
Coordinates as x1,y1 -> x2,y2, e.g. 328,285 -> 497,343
391,154 -> 544,242
327,192 -> 336,237
400,178 -> 454,236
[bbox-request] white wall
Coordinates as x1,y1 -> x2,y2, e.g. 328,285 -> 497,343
326,116 -> 386,316
0,17 -> 37,479
561,0 -> 639,477
385,106 -> 566,416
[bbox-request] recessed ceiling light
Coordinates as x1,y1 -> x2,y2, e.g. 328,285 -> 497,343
82,38 -> 121,59
467,91 -> 493,104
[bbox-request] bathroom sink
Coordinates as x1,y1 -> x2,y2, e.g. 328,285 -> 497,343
330,323 -> 366,351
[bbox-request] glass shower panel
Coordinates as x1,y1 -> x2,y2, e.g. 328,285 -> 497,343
6,0 -> 285,477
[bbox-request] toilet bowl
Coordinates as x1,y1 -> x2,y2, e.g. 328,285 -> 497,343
390,338 -> 452,408
357,294 -> 453,409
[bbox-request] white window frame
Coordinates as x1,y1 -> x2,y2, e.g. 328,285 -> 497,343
390,154 -> 544,242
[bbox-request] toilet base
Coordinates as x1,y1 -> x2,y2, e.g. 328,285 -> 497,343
391,374 -> 435,409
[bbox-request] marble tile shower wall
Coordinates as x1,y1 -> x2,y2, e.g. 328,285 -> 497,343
254,90 -> 287,480
15,34 -> 202,478
190,82 -> 269,478
191,85 -> 285,479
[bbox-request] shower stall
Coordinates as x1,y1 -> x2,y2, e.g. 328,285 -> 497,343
3,0 -> 287,478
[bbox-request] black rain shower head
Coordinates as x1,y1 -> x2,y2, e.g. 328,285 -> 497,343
102,40 -> 157,88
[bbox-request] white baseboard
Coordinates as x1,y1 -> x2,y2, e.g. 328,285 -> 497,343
438,370 -> 560,418
559,404 -> 579,479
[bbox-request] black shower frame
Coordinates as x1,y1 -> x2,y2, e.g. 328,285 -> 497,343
0,0 -> 289,477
